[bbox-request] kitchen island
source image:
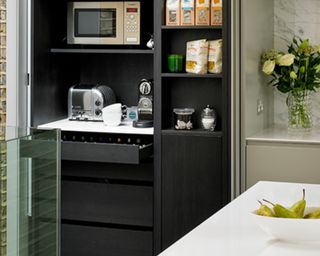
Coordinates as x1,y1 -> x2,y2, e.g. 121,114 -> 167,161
159,181 -> 320,256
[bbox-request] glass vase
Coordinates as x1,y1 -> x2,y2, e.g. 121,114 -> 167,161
287,90 -> 312,133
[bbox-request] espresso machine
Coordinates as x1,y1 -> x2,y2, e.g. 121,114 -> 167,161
133,79 -> 153,128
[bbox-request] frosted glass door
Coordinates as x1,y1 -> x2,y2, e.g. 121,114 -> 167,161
2,127 -> 60,256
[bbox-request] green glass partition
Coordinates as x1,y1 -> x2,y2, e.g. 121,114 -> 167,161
0,127 -> 60,256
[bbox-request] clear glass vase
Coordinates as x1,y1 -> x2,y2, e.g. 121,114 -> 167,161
287,90 -> 312,133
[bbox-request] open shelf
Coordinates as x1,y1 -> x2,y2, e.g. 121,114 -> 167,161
50,48 -> 154,55
162,73 -> 222,78
162,129 -> 223,137
162,25 -> 222,30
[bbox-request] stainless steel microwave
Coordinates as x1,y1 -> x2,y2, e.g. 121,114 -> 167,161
67,2 -> 140,45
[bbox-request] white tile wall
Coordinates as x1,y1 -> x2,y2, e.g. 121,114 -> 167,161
274,0 -> 320,126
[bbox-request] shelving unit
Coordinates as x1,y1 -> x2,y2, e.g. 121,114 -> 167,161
161,25 -> 222,30
161,73 -> 222,78
50,48 -> 154,54
161,129 -> 223,137
153,0 -> 231,253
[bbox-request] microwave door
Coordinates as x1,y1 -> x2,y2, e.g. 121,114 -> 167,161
67,2 -> 124,45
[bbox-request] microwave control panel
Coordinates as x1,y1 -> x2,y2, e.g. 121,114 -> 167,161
124,2 -> 140,45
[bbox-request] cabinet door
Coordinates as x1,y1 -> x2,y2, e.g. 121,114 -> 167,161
247,143 -> 320,188
161,134 -> 223,249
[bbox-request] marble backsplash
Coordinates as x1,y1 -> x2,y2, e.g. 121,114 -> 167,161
274,0 -> 320,127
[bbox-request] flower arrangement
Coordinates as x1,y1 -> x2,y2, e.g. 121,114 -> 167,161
262,38 -> 320,93
261,38 -> 320,131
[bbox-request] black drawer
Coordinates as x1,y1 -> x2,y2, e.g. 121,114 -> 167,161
61,180 -> 153,227
61,160 -> 154,182
62,141 -> 153,164
62,223 -> 153,256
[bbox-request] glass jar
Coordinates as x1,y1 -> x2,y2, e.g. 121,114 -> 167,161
173,108 -> 195,130
168,54 -> 184,73
201,105 -> 217,131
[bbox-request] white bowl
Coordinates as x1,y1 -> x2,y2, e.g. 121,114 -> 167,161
252,207 -> 320,242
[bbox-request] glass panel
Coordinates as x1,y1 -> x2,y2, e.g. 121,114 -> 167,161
75,8 -> 116,37
1,127 -> 60,256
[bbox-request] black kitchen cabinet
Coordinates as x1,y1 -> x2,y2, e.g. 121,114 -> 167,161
161,133 -> 223,248
31,0 -> 231,255
62,224 -> 153,256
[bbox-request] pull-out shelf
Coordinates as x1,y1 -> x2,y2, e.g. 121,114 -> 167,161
62,141 -> 153,164
38,119 -> 154,164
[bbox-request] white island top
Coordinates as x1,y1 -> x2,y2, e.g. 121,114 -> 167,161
159,181 -> 320,256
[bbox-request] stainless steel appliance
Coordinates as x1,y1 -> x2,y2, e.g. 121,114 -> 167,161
67,1 -> 140,45
133,79 -> 153,128
68,84 -> 116,121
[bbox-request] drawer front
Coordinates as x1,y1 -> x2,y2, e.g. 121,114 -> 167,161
61,180 -> 153,227
62,160 -> 154,182
62,224 -> 153,256
62,141 -> 153,164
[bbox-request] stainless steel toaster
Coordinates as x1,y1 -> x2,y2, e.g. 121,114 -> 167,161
68,84 -> 116,121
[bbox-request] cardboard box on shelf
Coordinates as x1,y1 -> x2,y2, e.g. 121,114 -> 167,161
211,0 -> 222,26
181,0 -> 195,26
166,0 -> 181,26
196,0 -> 210,26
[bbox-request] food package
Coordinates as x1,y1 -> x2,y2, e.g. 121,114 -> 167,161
211,0 -> 223,26
186,39 -> 209,74
208,39 -> 223,73
181,0 -> 195,26
166,0 -> 180,26
196,0 -> 210,25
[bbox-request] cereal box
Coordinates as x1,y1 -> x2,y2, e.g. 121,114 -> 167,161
166,0 -> 181,26
181,0 -> 195,26
211,0 -> 222,26
196,0 -> 210,26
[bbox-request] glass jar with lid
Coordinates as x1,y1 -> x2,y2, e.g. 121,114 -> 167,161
173,108 -> 195,130
201,105 -> 217,131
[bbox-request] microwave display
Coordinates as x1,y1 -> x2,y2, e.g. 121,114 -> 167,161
75,9 -> 116,37
127,8 -> 138,13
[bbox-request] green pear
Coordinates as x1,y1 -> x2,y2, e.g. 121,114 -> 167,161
263,199 -> 299,218
290,189 -> 306,218
256,200 -> 275,217
304,208 -> 320,219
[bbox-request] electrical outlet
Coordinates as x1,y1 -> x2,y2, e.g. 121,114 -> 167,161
257,99 -> 264,114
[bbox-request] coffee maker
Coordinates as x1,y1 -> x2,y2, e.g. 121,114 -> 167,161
133,79 -> 153,128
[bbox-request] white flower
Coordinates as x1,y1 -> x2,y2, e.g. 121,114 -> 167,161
277,54 -> 295,66
262,60 -> 275,75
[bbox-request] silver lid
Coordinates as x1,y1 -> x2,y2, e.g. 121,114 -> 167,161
203,105 -> 213,114
173,108 -> 195,115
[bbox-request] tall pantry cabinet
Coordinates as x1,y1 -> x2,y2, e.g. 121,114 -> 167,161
31,0 -> 231,255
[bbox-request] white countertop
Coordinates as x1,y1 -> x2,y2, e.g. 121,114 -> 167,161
159,181 -> 320,256
247,126 -> 320,144
38,118 -> 154,135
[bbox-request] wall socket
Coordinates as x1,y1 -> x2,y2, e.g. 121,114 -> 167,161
257,99 -> 264,114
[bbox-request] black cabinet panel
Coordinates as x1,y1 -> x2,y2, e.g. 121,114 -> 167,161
161,134 -> 223,249
62,141 -> 153,164
62,160 -> 153,182
62,180 -> 153,227
62,224 -> 153,256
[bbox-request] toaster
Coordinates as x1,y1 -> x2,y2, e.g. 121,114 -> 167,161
68,84 -> 116,121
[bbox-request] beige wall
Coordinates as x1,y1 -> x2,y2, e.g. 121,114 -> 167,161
241,0 -> 275,190
241,0 -> 274,138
